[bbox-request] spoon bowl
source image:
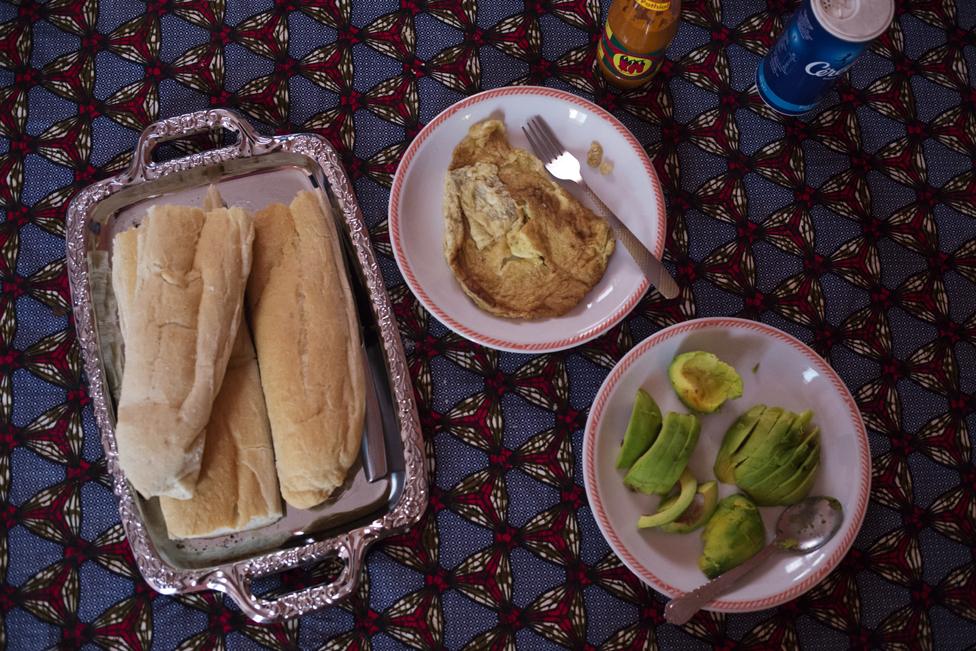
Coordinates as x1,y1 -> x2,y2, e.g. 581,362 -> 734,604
774,496 -> 844,554
665,496 -> 845,625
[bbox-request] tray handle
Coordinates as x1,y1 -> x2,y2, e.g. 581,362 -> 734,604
126,109 -> 265,182
206,533 -> 369,622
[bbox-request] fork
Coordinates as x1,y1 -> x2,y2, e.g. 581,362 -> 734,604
522,115 -> 679,299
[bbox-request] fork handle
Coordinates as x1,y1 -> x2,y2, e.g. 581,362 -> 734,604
578,181 -> 679,299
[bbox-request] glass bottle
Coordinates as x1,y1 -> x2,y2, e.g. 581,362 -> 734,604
597,0 -> 681,89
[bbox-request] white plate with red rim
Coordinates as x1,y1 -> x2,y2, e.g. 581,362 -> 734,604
388,85 -> 667,353
583,317 -> 870,612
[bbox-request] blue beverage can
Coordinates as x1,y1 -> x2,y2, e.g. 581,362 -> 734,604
757,0 -> 894,115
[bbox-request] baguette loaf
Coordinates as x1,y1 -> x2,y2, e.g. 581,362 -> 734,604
247,191 -> 366,509
114,226 -> 281,537
112,204 -> 254,499
110,229 -> 138,343
158,323 -> 282,538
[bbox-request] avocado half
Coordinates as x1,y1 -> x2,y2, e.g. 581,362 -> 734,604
714,405 -> 821,505
668,351 -> 743,413
698,494 -> 765,579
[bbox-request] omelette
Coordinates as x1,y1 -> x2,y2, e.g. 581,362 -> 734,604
443,120 -> 615,319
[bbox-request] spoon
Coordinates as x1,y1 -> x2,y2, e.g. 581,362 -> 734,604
664,496 -> 844,625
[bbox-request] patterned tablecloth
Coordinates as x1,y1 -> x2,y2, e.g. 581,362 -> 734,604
2,0 -> 975,648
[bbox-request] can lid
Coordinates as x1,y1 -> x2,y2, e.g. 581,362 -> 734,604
812,0 -> 895,42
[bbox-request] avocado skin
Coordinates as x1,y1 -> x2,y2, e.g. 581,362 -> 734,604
714,404 -> 766,483
659,480 -> 719,533
624,412 -> 701,495
615,389 -> 663,470
698,494 -> 766,579
668,351 -> 743,413
637,469 -> 697,528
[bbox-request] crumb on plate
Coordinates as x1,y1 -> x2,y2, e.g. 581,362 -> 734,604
587,140 -> 603,168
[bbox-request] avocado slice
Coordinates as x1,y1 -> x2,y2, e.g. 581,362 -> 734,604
739,425 -> 819,505
637,469 -> 697,528
771,458 -> 820,507
668,351 -> 743,413
733,409 -> 800,485
623,412 -> 700,495
714,405 -> 766,483
698,494 -> 766,579
757,410 -> 811,467
659,480 -> 719,533
615,389 -> 663,470
730,406 -> 784,468
666,414 -> 702,488
624,412 -> 687,494
773,434 -> 821,505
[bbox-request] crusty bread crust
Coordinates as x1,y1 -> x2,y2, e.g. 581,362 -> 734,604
247,191 -> 366,509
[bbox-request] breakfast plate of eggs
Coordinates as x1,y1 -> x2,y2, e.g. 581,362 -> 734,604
389,86 -> 669,353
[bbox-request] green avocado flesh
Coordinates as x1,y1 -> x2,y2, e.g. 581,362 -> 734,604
730,407 -> 784,467
734,409 -> 800,484
776,439 -> 821,505
638,469 -> 697,528
740,424 -> 819,505
699,494 -> 765,579
714,404 -> 766,483
615,389 -> 663,470
717,405 -> 821,506
668,351 -> 743,413
624,412 -> 701,495
659,480 -> 719,533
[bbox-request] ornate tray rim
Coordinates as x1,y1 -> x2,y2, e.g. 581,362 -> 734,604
65,109 -> 428,622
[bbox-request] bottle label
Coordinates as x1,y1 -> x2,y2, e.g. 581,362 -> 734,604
598,23 -> 665,81
636,0 -> 670,9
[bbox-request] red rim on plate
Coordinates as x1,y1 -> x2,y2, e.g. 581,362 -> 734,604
583,317 -> 871,612
389,85 -> 667,353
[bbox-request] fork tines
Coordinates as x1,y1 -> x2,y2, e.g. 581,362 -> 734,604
522,116 -> 560,165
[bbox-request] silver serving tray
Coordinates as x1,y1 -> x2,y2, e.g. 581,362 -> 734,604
66,109 -> 427,621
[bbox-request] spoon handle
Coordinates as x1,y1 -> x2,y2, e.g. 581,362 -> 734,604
664,544 -> 778,625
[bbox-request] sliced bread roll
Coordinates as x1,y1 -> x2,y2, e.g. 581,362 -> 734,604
112,203 -> 254,499
247,191 -> 366,509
